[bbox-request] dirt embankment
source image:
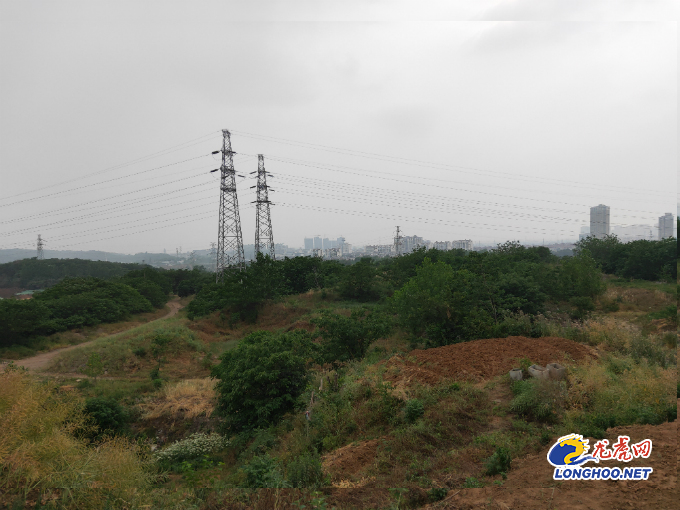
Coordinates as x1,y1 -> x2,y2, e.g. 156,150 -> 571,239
2,298 -> 183,373
383,336 -> 596,386
428,418 -> 678,509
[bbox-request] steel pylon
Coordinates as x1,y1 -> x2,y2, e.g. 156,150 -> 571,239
215,129 -> 245,282
253,154 -> 275,260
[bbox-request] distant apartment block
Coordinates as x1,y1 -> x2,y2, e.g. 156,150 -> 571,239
313,236 -> 322,249
590,204 -> 610,239
366,244 -> 395,256
658,213 -> 675,240
452,239 -> 473,251
304,238 -> 313,250
402,235 -> 424,253
433,241 -> 452,251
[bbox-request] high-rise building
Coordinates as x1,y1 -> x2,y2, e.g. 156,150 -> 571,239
304,238 -> 313,250
658,213 -> 675,240
323,238 -> 331,249
452,239 -> 473,251
313,236 -> 322,249
590,204 -> 610,239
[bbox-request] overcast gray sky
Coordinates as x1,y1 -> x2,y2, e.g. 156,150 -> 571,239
0,0 -> 677,254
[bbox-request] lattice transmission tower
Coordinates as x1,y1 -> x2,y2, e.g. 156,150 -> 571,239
253,154 -> 275,260
37,234 -> 45,260
215,129 -> 245,282
394,226 -> 402,256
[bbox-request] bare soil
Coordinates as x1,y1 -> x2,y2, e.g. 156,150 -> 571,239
383,336 -> 596,386
322,438 -> 382,482
426,415 -> 678,509
2,298 -> 182,372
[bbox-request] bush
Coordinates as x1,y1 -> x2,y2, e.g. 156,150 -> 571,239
240,454 -> 287,488
509,379 -> 565,423
311,308 -> 391,363
404,399 -> 425,423
569,296 -> 596,320
153,432 -> 228,464
84,397 -> 129,437
427,488 -> 448,502
484,447 -> 511,476
463,477 -> 483,488
211,330 -> 315,432
286,452 -> 325,489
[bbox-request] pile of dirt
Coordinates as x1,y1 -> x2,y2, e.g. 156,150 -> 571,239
427,418 -> 678,509
383,336 -> 595,385
322,439 -> 381,481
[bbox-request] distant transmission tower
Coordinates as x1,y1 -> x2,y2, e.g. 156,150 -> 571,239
253,154 -> 275,260
215,129 -> 245,282
37,234 -> 45,260
394,226 -> 402,256
209,242 -> 217,272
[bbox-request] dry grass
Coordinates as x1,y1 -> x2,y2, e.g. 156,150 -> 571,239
564,357 -> 676,423
141,378 -> 217,420
606,286 -> 674,311
0,370 -> 152,507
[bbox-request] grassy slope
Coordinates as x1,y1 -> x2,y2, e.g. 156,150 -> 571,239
6,282 -> 677,509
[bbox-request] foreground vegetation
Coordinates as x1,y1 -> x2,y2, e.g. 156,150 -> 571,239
0,238 -> 676,509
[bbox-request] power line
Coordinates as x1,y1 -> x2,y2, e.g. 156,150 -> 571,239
0,131 -> 220,201
231,129 -> 669,198
0,154 -> 214,208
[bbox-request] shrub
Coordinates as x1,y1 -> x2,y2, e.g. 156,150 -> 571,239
311,308 -> 391,362
509,379 -> 565,423
484,447 -> 511,476
628,336 -> 676,368
240,454 -> 287,488
153,432 -> 228,463
84,397 -> 129,437
404,399 -> 425,423
569,296 -> 596,320
83,352 -> 105,382
427,488 -> 448,502
463,477 -> 484,488
211,330 -> 315,431
286,452 -> 325,489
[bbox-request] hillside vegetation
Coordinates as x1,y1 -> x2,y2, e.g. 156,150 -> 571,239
0,238 -> 676,509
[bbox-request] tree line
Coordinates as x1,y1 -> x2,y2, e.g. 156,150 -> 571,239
0,264 -> 211,348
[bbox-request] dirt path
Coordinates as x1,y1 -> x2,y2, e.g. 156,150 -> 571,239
3,298 -> 183,372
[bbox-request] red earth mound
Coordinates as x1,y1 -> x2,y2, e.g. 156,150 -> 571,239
383,336 -> 596,385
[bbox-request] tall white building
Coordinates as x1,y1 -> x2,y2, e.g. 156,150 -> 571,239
452,239 -> 473,251
590,204 -> 610,239
658,213 -> 675,240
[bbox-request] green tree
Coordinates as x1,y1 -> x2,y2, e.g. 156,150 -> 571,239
339,257 -> 379,301
83,353 -> 104,383
551,249 -> 606,300
312,308 -> 391,362
211,330 -> 314,431
390,258 -> 492,345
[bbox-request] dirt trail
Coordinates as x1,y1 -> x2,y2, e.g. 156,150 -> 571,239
3,298 -> 183,372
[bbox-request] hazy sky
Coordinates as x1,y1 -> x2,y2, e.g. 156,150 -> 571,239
1,0 -> 677,254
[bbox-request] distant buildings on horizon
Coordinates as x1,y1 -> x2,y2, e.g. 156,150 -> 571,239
583,204 -> 675,242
